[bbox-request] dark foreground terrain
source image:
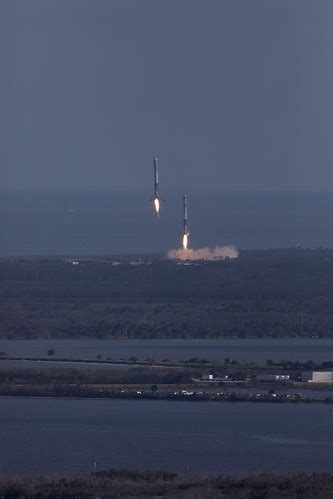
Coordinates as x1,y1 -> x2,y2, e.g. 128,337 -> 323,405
1,470 -> 333,498
1,248 -> 333,339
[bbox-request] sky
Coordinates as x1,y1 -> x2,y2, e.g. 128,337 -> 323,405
1,0 -> 333,192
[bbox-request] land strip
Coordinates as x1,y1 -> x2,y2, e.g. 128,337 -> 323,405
0,362 -> 332,403
1,249 -> 333,340
1,470 -> 333,497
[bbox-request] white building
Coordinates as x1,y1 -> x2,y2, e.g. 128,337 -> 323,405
302,371 -> 333,383
256,374 -> 290,382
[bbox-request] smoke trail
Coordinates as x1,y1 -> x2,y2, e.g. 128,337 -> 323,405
167,245 -> 239,261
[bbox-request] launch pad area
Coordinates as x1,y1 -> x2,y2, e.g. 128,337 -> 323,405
0,248 -> 333,341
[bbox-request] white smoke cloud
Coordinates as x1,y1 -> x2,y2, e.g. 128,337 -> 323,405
167,245 -> 239,261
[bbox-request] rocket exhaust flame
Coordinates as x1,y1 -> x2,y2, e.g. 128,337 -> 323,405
182,233 -> 188,250
154,197 -> 160,214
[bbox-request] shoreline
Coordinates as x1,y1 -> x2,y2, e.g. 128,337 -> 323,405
0,390 -> 332,404
0,336 -> 331,341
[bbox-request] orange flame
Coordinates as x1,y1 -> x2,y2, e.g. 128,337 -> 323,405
154,197 -> 160,214
182,233 -> 188,250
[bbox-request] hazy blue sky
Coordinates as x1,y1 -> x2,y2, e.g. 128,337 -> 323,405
2,0 -> 333,191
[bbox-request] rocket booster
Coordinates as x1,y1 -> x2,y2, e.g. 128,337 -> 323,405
151,157 -> 162,215
182,194 -> 189,249
183,194 -> 189,234
153,157 -> 159,197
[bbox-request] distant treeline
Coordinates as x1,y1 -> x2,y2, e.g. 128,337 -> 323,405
1,249 -> 333,339
0,367 -> 191,386
1,470 -> 333,497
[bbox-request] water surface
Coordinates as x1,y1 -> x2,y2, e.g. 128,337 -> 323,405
0,398 -> 332,476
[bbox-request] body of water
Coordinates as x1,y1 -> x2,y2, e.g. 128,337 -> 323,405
0,339 -> 332,364
0,398 -> 332,476
0,359 -> 126,370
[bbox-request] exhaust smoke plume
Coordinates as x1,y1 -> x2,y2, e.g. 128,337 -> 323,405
167,245 -> 239,261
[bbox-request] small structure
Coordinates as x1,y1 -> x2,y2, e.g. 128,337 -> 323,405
302,371 -> 333,383
256,374 -> 290,382
202,374 -> 214,381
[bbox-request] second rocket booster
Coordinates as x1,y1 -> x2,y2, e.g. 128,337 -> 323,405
153,157 -> 159,197
183,194 -> 189,234
182,194 -> 189,249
